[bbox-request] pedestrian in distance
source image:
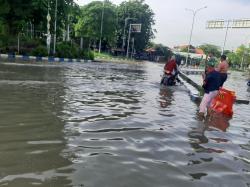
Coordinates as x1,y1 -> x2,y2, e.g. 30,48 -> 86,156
216,54 -> 229,87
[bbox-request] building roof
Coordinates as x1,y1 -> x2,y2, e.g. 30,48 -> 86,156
195,48 -> 205,54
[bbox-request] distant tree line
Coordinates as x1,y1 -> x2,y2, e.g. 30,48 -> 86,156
199,44 -> 250,69
0,0 -> 155,59
179,43 -> 250,69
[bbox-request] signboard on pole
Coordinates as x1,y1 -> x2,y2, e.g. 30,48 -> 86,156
131,24 -> 142,33
207,19 -> 250,29
206,20 -> 225,29
232,19 -> 250,28
206,18 -> 250,54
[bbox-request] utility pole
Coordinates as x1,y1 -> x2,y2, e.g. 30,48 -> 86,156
98,0 -> 105,53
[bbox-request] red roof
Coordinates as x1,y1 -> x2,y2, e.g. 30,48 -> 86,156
195,48 -> 204,54
145,48 -> 156,52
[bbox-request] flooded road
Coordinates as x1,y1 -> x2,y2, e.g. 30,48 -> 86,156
187,70 -> 250,100
0,62 -> 249,187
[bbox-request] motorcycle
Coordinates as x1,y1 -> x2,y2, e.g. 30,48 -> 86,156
160,71 -> 182,86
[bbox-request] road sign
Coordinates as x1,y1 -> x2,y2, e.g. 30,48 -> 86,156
207,19 -> 250,29
206,18 -> 250,54
207,20 -> 225,29
232,19 -> 250,28
131,24 -> 142,33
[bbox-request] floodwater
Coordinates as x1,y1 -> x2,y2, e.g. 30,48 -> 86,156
0,62 -> 249,187
187,70 -> 250,100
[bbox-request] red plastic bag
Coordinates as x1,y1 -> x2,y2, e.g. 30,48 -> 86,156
209,88 -> 236,117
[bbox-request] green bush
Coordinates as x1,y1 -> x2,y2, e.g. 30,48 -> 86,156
79,50 -> 95,60
56,42 -> 78,58
31,45 -> 48,57
56,42 -> 94,59
87,51 -> 94,60
0,34 -> 17,48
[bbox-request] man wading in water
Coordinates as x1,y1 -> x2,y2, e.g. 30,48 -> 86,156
198,59 -> 221,120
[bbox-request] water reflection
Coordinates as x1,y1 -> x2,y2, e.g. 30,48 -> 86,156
189,112 -> 231,142
159,87 -> 174,108
206,112 -> 231,132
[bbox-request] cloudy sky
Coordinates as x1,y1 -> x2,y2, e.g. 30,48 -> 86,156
75,0 -> 250,50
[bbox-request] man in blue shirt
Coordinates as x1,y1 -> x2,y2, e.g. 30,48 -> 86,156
199,59 -> 222,119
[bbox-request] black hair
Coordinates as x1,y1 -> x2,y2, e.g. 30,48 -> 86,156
221,54 -> 227,60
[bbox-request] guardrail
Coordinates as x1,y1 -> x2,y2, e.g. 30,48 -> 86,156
0,53 -> 92,63
179,71 -> 250,105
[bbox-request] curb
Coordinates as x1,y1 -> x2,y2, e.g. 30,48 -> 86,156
0,53 -> 92,63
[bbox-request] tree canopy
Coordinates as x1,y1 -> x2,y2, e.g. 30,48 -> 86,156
0,0 -> 77,35
116,0 -> 155,52
75,0 -> 117,48
198,44 -> 221,58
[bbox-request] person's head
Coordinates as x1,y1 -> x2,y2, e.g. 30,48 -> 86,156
206,58 -> 216,72
208,52 -> 214,58
171,55 -> 176,60
221,54 -> 227,61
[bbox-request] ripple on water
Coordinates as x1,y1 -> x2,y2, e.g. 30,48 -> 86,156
0,62 -> 249,187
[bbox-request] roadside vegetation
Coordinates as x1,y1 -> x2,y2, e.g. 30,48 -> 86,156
0,0 -> 155,60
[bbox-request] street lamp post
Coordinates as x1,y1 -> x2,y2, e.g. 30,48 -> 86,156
131,37 -> 135,58
126,24 -> 132,58
98,0 -> 105,53
46,0 -> 51,56
221,20 -> 230,55
185,6 -> 207,65
53,0 -> 58,55
122,17 -> 135,53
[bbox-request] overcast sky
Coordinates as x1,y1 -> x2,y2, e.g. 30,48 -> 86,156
75,0 -> 250,50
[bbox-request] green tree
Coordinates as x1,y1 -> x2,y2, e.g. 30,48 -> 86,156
0,0 -> 76,36
0,0 -> 31,35
199,44 -> 221,58
153,43 -> 172,59
75,0 -> 117,50
228,52 -> 241,68
116,0 -> 155,52
236,45 -> 250,68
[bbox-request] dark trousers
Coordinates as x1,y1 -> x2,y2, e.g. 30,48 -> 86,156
220,73 -> 227,87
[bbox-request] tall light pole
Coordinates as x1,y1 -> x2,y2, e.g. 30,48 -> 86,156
221,20 -> 230,55
126,24 -> 134,58
185,6 -> 207,65
98,0 -> 105,53
53,0 -> 58,55
122,17 -> 135,53
46,0 -> 51,56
